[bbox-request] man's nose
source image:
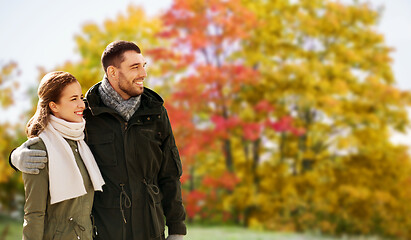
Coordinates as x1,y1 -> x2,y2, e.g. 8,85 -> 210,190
141,68 -> 147,78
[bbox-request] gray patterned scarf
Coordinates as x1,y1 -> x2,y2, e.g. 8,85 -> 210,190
98,76 -> 141,121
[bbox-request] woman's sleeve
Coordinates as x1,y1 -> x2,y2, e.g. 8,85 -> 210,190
22,139 -> 48,240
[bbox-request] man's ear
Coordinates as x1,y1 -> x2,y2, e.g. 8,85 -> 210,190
49,101 -> 58,113
107,66 -> 117,79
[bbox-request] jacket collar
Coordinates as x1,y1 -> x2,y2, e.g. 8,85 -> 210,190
85,82 -> 164,117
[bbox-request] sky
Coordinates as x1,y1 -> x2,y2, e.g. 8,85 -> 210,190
0,0 -> 172,86
0,0 -> 410,142
0,0 -> 172,121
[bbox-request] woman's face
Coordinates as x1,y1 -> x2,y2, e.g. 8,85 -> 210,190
50,81 -> 85,123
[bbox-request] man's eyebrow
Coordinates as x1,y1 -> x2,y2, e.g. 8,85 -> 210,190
130,62 -> 147,67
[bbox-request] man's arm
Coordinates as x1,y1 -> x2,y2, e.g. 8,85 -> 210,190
158,108 -> 187,237
10,137 -> 48,174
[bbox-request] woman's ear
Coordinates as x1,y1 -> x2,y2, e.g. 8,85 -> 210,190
49,101 -> 58,113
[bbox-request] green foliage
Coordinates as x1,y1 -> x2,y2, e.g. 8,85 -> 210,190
0,214 -> 23,240
157,0 -> 411,239
1,0 -> 411,239
237,0 -> 411,238
0,62 -> 19,108
0,63 -> 25,214
58,5 -> 165,92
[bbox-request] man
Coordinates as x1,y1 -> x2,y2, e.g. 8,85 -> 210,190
11,40 -> 186,240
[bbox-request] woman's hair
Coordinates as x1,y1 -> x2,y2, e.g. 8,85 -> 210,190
26,71 -> 78,137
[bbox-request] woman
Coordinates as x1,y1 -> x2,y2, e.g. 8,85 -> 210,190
22,71 -> 105,240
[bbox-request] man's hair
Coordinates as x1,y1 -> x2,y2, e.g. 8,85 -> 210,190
101,40 -> 141,73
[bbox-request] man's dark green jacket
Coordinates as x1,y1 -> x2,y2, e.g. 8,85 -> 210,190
84,82 -> 186,240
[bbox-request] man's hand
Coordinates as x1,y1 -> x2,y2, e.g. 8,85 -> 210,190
11,137 -> 47,174
166,235 -> 184,240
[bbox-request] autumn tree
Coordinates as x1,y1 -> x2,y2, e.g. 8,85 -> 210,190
19,0 -> 411,238
237,0 -> 411,238
55,5 -> 165,92
150,0 -> 411,238
0,62 -> 26,213
152,0 -> 297,224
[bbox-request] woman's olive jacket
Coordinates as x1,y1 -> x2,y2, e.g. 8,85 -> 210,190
83,83 -> 186,240
23,139 -> 95,240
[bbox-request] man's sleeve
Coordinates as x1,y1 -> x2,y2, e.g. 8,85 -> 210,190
8,148 -> 18,171
158,107 -> 187,236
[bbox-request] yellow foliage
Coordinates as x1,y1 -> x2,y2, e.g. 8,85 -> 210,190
0,63 -> 26,211
5,0 -> 407,238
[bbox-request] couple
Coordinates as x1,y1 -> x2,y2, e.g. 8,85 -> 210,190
11,40 -> 186,240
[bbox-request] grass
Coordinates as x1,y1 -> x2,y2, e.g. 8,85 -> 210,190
0,215 -> 388,240
0,215 -> 22,240
184,225 -> 322,240
180,225 -> 386,240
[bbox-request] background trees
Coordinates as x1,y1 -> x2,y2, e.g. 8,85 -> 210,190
239,0 -> 411,236
1,0 -> 411,239
0,62 -> 26,213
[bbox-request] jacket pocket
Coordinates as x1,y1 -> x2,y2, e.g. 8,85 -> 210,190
87,132 -> 117,166
171,147 -> 183,177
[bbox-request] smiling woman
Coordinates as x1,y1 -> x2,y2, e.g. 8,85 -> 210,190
48,81 -> 85,123
22,71 -> 105,240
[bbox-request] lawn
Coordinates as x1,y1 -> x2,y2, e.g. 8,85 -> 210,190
0,215 -> 21,240
0,215 -> 387,240
181,225 -> 386,240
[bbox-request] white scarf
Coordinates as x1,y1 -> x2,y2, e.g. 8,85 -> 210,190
39,114 -> 105,204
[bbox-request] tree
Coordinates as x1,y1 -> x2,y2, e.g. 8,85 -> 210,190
0,62 -> 26,213
153,0 -> 303,224
239,0 -> 411,237
0,62 -> 19,108
20,0 -> 411,238
152,0 -> 411,238
56,5 -> 165,92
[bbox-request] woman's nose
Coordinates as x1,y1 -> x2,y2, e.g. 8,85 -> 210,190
78,100 -> 86,109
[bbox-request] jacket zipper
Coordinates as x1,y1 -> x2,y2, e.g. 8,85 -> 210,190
110,114 -> 130,240
91,214 -> 98,238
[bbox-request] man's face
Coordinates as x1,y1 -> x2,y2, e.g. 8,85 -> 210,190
115,50 -> 147,99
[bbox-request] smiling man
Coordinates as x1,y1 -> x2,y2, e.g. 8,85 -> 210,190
103,46 -> 146,99
11,40 -> 186,240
